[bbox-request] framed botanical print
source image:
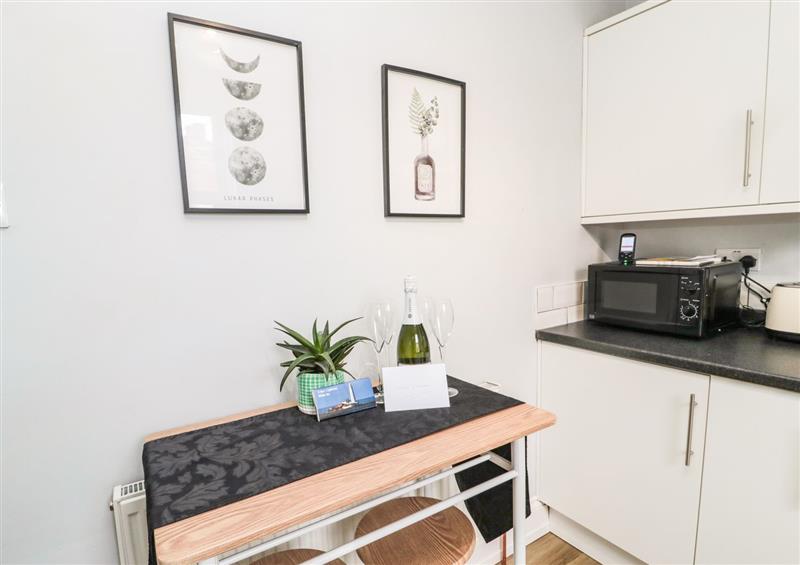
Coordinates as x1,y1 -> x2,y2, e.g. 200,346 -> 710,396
168,14 -> 310,213
381,64 -> 466,217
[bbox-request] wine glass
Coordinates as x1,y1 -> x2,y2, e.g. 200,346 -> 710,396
367,302 -> 395,403
424,298 -> 458,398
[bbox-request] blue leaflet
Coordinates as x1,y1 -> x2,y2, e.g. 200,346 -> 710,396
312,378 -> 376,421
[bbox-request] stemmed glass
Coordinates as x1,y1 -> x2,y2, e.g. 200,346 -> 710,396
423,298 -> 458,398
367,302 -> 395,404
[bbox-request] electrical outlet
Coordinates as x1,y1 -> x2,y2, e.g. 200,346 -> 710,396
716,248 -> 762,271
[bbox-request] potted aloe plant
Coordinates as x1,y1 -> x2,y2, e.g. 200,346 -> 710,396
275,318 -> 371,415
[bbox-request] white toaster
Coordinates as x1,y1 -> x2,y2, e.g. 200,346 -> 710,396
765,282 -> 800,342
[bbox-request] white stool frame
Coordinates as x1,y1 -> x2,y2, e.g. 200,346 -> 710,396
197,437 -> 527,565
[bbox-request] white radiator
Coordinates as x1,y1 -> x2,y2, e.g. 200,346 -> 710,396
109,478 -> 458,565
110,480 -> 149,565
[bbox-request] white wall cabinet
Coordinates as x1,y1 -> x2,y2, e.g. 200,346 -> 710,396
760,0 -> 800,205
539,341 -> 800,564
539,342 -> 709,564
695,377 -> 800,565
582,0 -> 800,224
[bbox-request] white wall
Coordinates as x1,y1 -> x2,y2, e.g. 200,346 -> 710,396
0,2 -> 624,563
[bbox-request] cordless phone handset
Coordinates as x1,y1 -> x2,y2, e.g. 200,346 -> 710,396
619,233 -> 636,266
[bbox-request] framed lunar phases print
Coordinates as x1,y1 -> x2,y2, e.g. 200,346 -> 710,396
168,14 -> 309,213
382,64 -> 465,218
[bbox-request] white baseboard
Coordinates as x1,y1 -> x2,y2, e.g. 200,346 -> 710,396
548,509 -> 644,565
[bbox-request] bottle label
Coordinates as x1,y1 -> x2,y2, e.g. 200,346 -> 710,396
417,164 -> 433,194
404,292 -> 421,325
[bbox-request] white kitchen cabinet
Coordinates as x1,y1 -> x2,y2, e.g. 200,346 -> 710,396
760,0 -> 800,205
539,342 -> 709,564
581,0 -> 800,224
583,1 -> 769,218
695,377 -> 800,565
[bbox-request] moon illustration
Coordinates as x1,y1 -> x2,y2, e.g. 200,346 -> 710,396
228,147 -> 266,185
225,107 -> 264,141
222,78 -> 262,101
219,48 -> 260,73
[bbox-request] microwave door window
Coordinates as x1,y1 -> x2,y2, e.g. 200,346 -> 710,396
596,273 -> 679,330
600,280 -> 658,314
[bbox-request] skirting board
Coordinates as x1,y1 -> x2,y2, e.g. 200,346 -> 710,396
548,509 -> 643,565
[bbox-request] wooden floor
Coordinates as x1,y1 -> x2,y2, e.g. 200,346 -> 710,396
513,533 -> 599,565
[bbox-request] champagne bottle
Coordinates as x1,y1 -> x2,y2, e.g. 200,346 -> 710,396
397,276 -> 431,365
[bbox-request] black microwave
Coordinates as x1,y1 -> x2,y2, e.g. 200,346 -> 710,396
587,262 -> 742,337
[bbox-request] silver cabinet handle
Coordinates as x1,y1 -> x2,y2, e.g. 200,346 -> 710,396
685,393 -> 698,466
742,109 -> 754,187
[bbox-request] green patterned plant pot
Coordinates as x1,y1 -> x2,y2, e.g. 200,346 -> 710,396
296,371 -> 345,415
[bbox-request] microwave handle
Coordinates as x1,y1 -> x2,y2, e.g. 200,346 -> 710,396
708,275 -> 718,322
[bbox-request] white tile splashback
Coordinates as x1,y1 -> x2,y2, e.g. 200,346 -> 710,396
535,308 -> 569,330
535,280 -> 587,329
567,304 -> 585,324
554,282 -> 584,309
536,286 -> 554,312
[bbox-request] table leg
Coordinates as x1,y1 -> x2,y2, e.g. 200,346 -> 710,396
511,438 -> 526,565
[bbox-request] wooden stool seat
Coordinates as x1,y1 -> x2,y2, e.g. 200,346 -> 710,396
251,548 -> 345,565
355,496 -> 476,565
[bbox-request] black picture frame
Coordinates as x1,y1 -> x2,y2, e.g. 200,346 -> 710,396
381,64 -> 466,218
168,13 -> 310,214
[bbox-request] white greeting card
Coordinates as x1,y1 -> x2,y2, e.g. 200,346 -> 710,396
381,363 -> 450,412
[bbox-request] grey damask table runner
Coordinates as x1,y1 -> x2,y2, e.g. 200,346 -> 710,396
143,376 -> 524,561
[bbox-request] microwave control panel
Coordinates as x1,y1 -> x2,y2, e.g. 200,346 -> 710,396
679,275 -> 702,323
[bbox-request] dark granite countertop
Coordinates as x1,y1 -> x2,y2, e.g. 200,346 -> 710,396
536,321 -> 800,393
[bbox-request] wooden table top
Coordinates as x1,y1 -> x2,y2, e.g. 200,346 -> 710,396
149,401 -> 556,565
